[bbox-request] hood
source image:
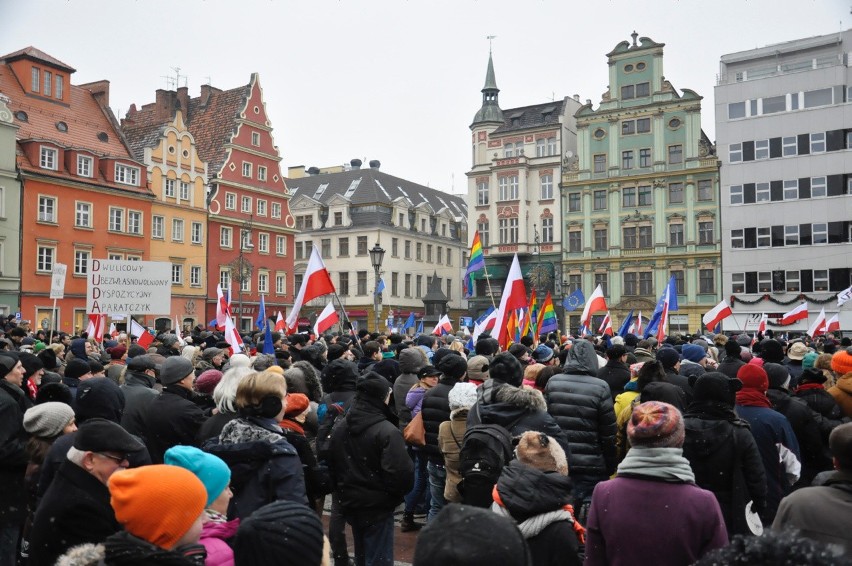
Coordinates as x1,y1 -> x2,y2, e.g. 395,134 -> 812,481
287,361 -> 323,401
495,462 -> 573,521
562,341 -> 598,376
834,373 -> 852,394
69,338 -> 88,360
321,358 -> 359,393
219,417 -> 283,445
682,418 -> 734,459
494,384 -> 547,411
479,386 -> 545,429
399,347 -> 429,374
123,370 -> 156,389
346,396 -> 393,435
640,381 -> 686,412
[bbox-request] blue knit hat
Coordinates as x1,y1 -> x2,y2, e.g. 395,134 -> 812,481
164,445 -> 230,506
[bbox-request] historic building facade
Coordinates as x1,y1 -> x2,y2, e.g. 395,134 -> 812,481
466,52 -> 582,320
716,30 -> 852,333
561,34 -> 721,334
0,94 -> 21,317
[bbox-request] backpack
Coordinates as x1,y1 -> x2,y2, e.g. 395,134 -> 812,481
457,424 -> 514,508
315,397 -> 348,463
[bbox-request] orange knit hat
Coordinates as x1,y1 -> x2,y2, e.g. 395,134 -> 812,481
109,464 -> 206,549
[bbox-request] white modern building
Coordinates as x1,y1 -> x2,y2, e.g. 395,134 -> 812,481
716,30 -> 852,333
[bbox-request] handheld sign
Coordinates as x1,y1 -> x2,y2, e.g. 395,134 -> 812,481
86,260 -> 172,315
50,263 -> 67,300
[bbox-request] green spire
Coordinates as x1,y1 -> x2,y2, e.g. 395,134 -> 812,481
483,52 -> 499,92
472,51 -> 503,126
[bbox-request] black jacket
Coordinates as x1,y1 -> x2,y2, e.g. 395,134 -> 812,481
143,385 -> 207,463
664,368 -> 694,406
119,370 -> 159,439
28,461 -> 120,565
597,360 -> 631,400
494,462 -> 581,566
795,384 -> 846,439
203,417 -> 307,519
421,378 -> 461,463
0,378 -> 29,526
103,531 -> 206,565
718,357 -> 745,380
767,387 -> 831,487
328,395 -> 413,521
196,410 -> 239,444
682,402 -> 767,537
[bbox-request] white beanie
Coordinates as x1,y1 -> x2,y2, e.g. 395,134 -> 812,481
448,382 -> 478,410
24,402 -> 75,439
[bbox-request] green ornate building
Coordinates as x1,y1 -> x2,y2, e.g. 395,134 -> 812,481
561,33 -> 721,334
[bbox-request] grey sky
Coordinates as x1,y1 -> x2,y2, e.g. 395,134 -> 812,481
3,0 -> 846,194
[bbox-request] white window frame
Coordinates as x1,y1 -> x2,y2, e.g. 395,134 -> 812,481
179,181 -> 190,201
190,266 -> 202,287
219,269 -> 231,290
541,217 -> 554,243
152,215 -> 165,239
535,138 -> 546,157
115,164 -> 140,186
731,229 -> 744,249
225,192 -> 236,210
812,222 -> 828,244
127,210 -> 142,235
220,226 -> 233,248
477,180 -> 489,205
251,131 -> 261,146
785,225 -> 799,246
258,272 -> 269,294
37,245 -> 55,272
191,222 -> 203,244
810,132 -> 826,154
757,227 -> 771,248
754,139 -> 769,160
811,176 -> 827,197
242,162 -> 252,178
77,154 -> 93,177
731,273 -> 746,293
38,195 -> 57,223
171,264 -> 183,285
276,274 -> 286,295
758,271 -> 772,293
783,180 -> 798,200
257,199 -> 267,216
75,201 -> 92,228
171,218 -> 184,242
782,136 -> 797,157
755,182 -> 770,202
108,207 -> 124,232
814,269 -> 829,291
271,202 -> 281,219
40,146 -> 58,170
73,250 -> 90,276
729,143 -> 742,163
164,179 -> 176,198
257,166 -> 267,182
547,137 -> 557,155
241,196 -> 252,213
540,174 -> 553,200
258,232 -> 269,253
729,185 -> 743,205
276,235 -> 286,255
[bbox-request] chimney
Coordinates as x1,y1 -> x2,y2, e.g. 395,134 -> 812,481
154,89 -> 176,122
287,165 -> 306,178
200,84 -> 220,107
350,158 -> 362,170
176,86 -> 189,118
80,80 -> 110,108
368,160 -> 380,170
122,104 -> 138,127
573,94 -> 580,101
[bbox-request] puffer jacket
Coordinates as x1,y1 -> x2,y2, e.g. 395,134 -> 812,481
119,370 -> 159,439
421,376 -> 462,462
767,387 -> 831,487
828,373 -> 852,418
393,347 -> 428,426
544,341 -> 616,477
795,382 -> 846,438
200,517 -> 239,566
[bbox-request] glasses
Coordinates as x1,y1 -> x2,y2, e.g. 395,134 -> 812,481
96,452 -> 128,464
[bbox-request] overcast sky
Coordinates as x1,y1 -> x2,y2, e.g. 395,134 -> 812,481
4,0 -> 846,194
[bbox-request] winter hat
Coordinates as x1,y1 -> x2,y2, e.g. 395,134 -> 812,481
74,418 -> 144,454
127,344 -> 147,358
787,342 -> 809,361
448,382 -> 478,410
126,355 -> 158,373
233,500 -> 325,566
164,445 -> 231,507
195,369 -> 223,395
466,355 -> 490,382
655,347 -> 680,369
531,344 -> 554,363
201,347 -> 224,362
515,431 -> 568,476
831,348 -> 852,376
159,357 -> 194,385
23,402 -> 75,438
736,334 -> 753,347
160,335 -> 179,347
724,340 -> 742,359
37,349 -> 58,371
748,356 -> 764,367
489,352 -> 524,387
19,352 -> 44,379
681,344 -> 706,364
356,371 -> 392,401
326,343 -> 347,361
764,363 -> 791,390
88,360 -> 105,376
228,353 -> 252,369
413,504 -> 530,566
109,465 -> 206,550
802,352 -> 819,370
35,382 -> 73,406
737,364 -> 769,392
508,344 -> 530,361
284,393 -> 310,417
691,372 -> 741,406
760,339 -> 785,363
627,401 -> 685,448
76,378 -> 125,423
799,367 -> 827,386
437,353 -> 468,380
64,359 -> 92,380
107,345 -> 127,361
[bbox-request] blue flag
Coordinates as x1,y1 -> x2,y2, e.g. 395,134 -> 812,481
562,289 -> 585,312
416,320 -> 423,334
475,306 -> 495,325
375,278 -> 385,295
256,295 -> 266,329
403,312 -> 416,330
263,322 -> 275,354
617,309 -> 634,338
644,276 -> 678,339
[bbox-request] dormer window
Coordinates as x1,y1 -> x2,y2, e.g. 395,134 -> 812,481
31,67 -> 40,92
40,146 -> 57,170
55,75 -> 64,99
115,163 -> 140,186
77,155 -> 93,178
44,71 -> 52,97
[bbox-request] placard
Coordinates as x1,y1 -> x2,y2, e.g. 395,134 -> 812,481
50,263 -> 67,299
86,259 -> 172,315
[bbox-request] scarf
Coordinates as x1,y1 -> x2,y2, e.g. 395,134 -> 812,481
205,509 -> 228,524
735,389 -> 772,408
279,417 -> 305,435
491,485 -> 586,545
795,383 -> 826,394
617,447 -> 695,483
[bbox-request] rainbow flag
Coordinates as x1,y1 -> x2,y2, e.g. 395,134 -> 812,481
464,231 -> 486,298
507,309 -> 518,346
527,290 -> 539,339
539,291 -> 558,335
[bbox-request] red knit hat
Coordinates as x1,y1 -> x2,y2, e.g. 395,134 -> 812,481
831,348 -> 852,377
627,401 -> 684,448
738,364 -> 769,392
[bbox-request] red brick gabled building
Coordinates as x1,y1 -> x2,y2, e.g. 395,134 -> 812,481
0,47 -> 153,334
126,74 -> 294,330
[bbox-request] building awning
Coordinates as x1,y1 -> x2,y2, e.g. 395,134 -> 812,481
346,310 -> 369,317
479,261 -> 553,280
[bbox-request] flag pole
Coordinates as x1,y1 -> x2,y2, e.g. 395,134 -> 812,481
331,291 -> 351,336
483,266 -> 497,310
48,297 -> 57,345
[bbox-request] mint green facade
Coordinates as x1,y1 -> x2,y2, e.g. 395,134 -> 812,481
0,96 -> 20,317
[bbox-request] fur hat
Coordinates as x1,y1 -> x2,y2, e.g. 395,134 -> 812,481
437,353 -> 468,380
737,364 -> 769,392
466,355 -> 490,382
233,501 -> 325,566
23,402 -> 75,439
760,339 -> 785,363
831,348 -> 852,377
489,352 -> 523,387
515,431 -> 568,476
627,401 -> 685,448
448,382 -> 478,410
724,340 -> 742,358
799,367 -> 827,386
164,445 -> 231,506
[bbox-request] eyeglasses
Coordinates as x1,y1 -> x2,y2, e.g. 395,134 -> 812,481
96,452 -> 128,464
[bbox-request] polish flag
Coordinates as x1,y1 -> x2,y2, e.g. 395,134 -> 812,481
580,285 -> 607,330
174,316 -> 186,347
274,310 -> 286,332
826,313 -> 840,334
493,254 -> 528,349
472,308 -> 498,343
656,284 -> 673,342
130,319 -> 154,349
757,313 -> 768,334
598,312 -> 613,336
432,314 -> 453,336
807,307 -> 827,338
109,322 -> 118,338
224,315 -> 246,355
628,311 -> 643,335
779,303 -> 808,325
286,246 -> 336,334
215,284 -> 232,330
703,300 -> 733,332
85,314 -> 107,342
314,303 -> 339,336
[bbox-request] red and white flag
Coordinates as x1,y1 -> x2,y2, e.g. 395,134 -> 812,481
598,312 -> 613,336
580,285 -> 608,331
174,315 -> 186,347
826,313 -> 840,334
779,303 -> 808,325
432,314 -> 453,336
274,310 -> 286,332
702,300 -> 733,332
224,315 -> 246,355
807,307 -> 827,338
215,284 -> 232,330
286,246 -> 336,334
109,322 -> 118,339
493,254 -> 528,349
757,313 -> 768,334
656,284 -> 673,342
130,318 -> 153,349
85,314 -> 107,342
472,309 -> 498,343
629,311 -> 643,335
313,303 -> 339,336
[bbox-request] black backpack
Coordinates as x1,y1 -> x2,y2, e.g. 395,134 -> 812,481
457,424 -> 514,508
315,397 -> 348,463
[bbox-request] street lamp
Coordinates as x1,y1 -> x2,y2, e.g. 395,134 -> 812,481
237,229 -> 254,332
369,242 -> 385,332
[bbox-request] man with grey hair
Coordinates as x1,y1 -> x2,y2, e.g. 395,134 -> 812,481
27,418 -> 144,565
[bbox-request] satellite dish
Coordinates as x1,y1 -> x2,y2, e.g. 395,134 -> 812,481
565,150 -> 574,158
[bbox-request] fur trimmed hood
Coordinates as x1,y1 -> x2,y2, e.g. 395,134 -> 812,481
56,543 -> 105,566
494,384 -> 548,411
284,361 -> 323,402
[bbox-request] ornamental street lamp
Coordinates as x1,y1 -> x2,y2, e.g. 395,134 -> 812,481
237,229 -> 254,331
369,242 -> 385,332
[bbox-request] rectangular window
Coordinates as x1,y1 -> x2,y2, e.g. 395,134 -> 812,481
536,138 -> 546,157
813,222 -> 828,244
697,180 -> 712,201
670,224 -> 684,246
729,143 -> 742,163
37,246 -> 54,272
638,226 -> 652,248
321,238 -> 331,258
623,227 -> 637,248
698,221 -> 714,244
127,211 -> 142,235
258,273 -> 268,294
437,246 -> 443,264
477,223 -> 488,247
404,274 -> 411,297
811,176 -> 827,197
811,132 -> 826,153
638,185 -> 652,206
758,272 -> 772,293
109,207 -> 123,231
73,250 -> 90,275
540,174 -> 553,200
251,131 -> 260,146
622,120 -> 635,135
730,185 -> 743,205
762,95 -> 786,114
189,266 -> 201,287
624,272 -> 638,295
622,187 -> 636,207
391,238 -> 398,257
568,231 -> 581,252
427,245 -> 433,262
258,166 -> 267,182
416,242 -> 422,260
728,101 -> 746,119
295,242 -> 304,260
757,227 -> 771,248
254,200 -> 267,217
785,225 -> 799,246
498,175 -> 519,200
755,139 -> 769,160
172,219 -> 184,242
164,179 -> 176,197
786,270 -> 800,292
477,180 -> 489,205
804,88 -> 832,108
504,218 -> 519,244
666,183 -> 683,204
241,196 -> 251,213
219,269 -> 231,291
782,136 -> 797,157
75,202 -> 91,227
541,218 -> 554,243
637,118 -> 650,133
40,146 -> 57,170
636,82 -> 650,97
242,162 -> 252,178
275,235 -> 285,255
547,137 -> 557,155
220,227 -> 232,248
357,236 -> 368,256
594,154 -> 606,173
271,202 -> 281,219
668,145 -> 683,164
191,222 -> 202,244
43,71 -> 52,97
731,229 -> 744,248
594,228 -> 607,250
731,273 -> 746,293
403,239 -> 410,259
568,192 -> 581,212
672,270 -> 685,295
593,190 -> 607,210
639,272 -> 653,295
621,84 -> 635,99
257,233 -> 270,254
447,249 -> 452,266
77,155 -> 93,177
38,196 -> 57,223
357,272 -> 367,295
339,237 -> 349,257
639,148 -> 651,168
179,181 -> 190,201
416,275 -> 423,297
699,269 -> 714,293
622,150 -> 634,169
115,164 -> 139,186
276,274 -> 286,295
31,66 -> 40,92
171,264 -> 183,285
814,270 -> 829,291
783,180 -> 798,200
55,75 -> 63,99
152,216 -> 164,239
225,193 -> 236,210
595,273 -> 608,297
756,182 -> 770,202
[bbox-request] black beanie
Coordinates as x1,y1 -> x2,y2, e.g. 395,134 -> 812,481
75,377 -> 125,423
691,372 -> 741,406
763,363 -> 790,389
799,367 -> 827,386
724,340 -> 742,358
356,371 -> 391,401
0,351 -> 20,379
36,382 -> 74,406
326,343 -> 347,361
233,500 -> 324,566
488,352 -> 523,387
437,352 -> 468,380
18,352 -> 44,379
760,339 -> 785,364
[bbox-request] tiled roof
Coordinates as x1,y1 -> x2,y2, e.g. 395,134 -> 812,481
121,104 -> 168,162
287,167 -> 468,218
185,86 -> 249,176
0,46 -> 76,73
491,100 -> 565,135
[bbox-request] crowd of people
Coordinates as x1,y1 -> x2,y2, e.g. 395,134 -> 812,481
0,318 -> 850,565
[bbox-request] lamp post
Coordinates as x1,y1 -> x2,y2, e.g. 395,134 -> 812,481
237,229 -> 254,332
369,242 -> 385,332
